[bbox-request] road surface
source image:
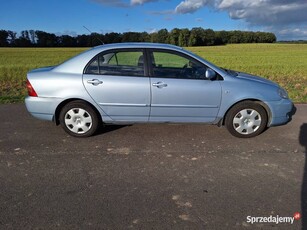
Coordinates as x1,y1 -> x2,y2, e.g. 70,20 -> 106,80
0,103 -> 306,229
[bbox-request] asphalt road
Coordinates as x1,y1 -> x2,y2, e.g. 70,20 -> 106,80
0,103 -> 306,229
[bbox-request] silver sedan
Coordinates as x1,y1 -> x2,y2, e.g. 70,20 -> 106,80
25,43 -> 295,138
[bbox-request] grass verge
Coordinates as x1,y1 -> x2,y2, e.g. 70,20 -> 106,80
0,44 -> 306,103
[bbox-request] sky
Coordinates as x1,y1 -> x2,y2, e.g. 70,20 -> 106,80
0,0 -> 307,40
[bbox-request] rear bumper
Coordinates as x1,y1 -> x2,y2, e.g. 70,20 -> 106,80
25,96 -> 62,121
267,99 -> 296,127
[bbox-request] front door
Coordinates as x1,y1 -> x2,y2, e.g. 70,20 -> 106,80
148,50 -> 222,123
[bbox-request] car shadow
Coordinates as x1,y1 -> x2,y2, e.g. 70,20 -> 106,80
96,124 -> 128,136
300,123 -> 307,229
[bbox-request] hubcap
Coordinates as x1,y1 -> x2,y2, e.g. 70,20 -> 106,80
233,109 -> 262,135
64,108 -> 92,134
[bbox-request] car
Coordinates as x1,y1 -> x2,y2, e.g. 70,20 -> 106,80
25,42 -> 295,138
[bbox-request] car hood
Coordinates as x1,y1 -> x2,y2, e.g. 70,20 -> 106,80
235,71 -> 278,87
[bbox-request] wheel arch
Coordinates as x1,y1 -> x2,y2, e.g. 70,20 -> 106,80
221,99 -> 272,126
54,98 -> 102,125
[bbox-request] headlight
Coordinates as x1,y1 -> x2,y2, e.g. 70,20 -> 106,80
278,87 -> 289,99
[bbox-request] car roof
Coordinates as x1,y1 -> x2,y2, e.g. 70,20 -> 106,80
92,42 -> 184,51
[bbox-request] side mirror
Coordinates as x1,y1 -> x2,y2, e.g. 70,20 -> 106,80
205,69 -> 216,80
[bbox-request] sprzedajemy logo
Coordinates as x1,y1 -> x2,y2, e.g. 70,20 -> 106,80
246,212 -> 301,225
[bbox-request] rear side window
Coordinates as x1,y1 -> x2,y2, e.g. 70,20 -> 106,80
84,50 -> 145,77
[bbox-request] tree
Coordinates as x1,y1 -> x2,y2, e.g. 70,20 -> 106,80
75,34 -> 89,47
29,30 -> 36,45
150,32 -> 158,43
169,28 -> 180,46
188,30 -> 197,46
257,32 -> 276,43
228,31 -> 241,44
122,32 -> 141,42
156,29 -> 169,43
139,32 -> 150,42
89,33 -> 104,46
104,32 -> 122,44
35,30 -> 57,47
0,28 -> 278,47
7,30 -> 17,46
241,31 -> 254,43
215,31 -> 228,45
203,29 -> 215,46
0,30 -> 9,46
188,27 -> 206,46
15,30 -> 32,47
178,29 -> 190,47
58,35 -> 77,47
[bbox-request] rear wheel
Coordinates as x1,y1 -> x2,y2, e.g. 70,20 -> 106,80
59,101 -> 100,137
225,102 -> 267,138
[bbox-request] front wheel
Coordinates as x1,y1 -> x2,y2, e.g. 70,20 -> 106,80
225,102 -> 268,138
59,101 -> 100,137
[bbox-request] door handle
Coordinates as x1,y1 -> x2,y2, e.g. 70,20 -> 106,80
152,82 -> 167,88
87,79 -> 103,86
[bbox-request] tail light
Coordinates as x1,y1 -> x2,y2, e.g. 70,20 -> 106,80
26,79 -> 38,97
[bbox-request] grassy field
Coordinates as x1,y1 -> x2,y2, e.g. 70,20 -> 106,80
0,48 -> 85,103
189,44 -> 307,102
0,44 -> 306,103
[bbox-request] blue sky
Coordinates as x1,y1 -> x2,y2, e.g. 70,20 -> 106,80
1,0 -> 306,40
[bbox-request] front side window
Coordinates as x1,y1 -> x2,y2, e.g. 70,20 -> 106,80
85,50 -> 145,77
150,51 -> 207,79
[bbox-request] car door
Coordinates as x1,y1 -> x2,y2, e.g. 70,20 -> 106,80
83,49 -> 150,122
148,49 -> 222,123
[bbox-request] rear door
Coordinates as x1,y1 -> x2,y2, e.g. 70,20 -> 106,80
83,49 -> 151,122
148,49 -> 222,123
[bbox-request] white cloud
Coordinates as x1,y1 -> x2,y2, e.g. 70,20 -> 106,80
131,0 -> 158,5
276,27 -> 307,40
91,0 -> 129,7
91,0 -> 307,39
173,0 -> 307,27
175,0 -> 209,14
147,28 -> 158,33
92,0 -> 307,29
173,0 -> 307,39
149,10 -> 174,15
217,0 -> 307,25
92,0 -> 159,7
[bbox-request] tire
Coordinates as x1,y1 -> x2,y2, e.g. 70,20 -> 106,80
225,101 -> 268,138
59,101 -> 100,137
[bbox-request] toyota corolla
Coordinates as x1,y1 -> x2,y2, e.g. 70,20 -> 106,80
25,43 -> 295,138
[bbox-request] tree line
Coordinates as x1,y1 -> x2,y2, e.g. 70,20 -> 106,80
0,28 -> 276,47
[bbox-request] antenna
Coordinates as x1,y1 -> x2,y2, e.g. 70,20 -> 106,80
83,26 -> 104,45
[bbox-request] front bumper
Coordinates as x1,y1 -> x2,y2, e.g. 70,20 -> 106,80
267,99 -> 296,127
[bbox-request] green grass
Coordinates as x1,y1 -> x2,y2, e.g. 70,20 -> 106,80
189,44 -> 307,102
0,44 -> 306,103
0,48 -> 87,103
